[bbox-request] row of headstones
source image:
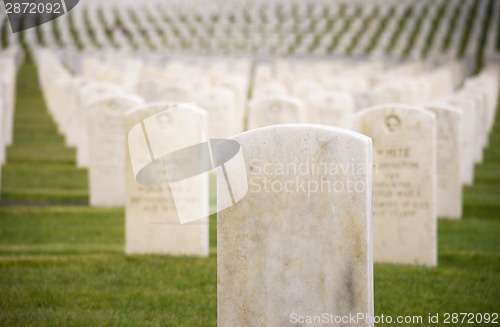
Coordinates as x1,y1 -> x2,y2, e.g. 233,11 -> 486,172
36,48 -> 498,262
35,50 -> 252,180
115,81 -> 498,325
38,47 -> 499,227
36,50 -> 499,324
0,46 -> 22,198
251,58 -> 464,105
130,0 -> 491,60
249,64 -> 500,200
41,50 -> 447,172
249,58 -> 455,123
37,48 -> 499,214
138,0 -> 490,59
83,98 -> 500,324
9,0 -> 498,64
80,51 -> 251,135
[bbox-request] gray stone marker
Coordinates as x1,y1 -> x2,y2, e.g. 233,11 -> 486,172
218,124 -> 373,326
353,105 -> 437,266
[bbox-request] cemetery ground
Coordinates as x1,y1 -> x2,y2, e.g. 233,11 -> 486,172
0,63 -> 499,326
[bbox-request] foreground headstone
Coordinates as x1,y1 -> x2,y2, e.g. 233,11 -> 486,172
425,104 -> 462,219
353,105 -> 437,266
218,124 -> 373,326
88,95 -> 144,206
125,103 -> 209,256
247,96 -> 306,130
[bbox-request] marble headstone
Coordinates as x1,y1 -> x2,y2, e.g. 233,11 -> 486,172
425,104 -> 462,219
0,97 -> 3,196
307,91 -> 354,128
247,96 -> 306,130
445,95 -> 477,185
459,91 -> 486,164
0,59 -> 15,146
196,87 -> 236,139
0,86 -> 5,166
125,103 -> 209,256
76,83 -> 123,168
353,105 -> 437,266
136,78 -> 193,103
251,83 -> 288,100
88,95 -> 144,206
218,124 -> 373,326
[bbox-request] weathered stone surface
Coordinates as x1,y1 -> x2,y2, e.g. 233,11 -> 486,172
444,95 -> 477,185
425,104 -> 462,219
353,105 -> 437,266
307,90 -> 354,128
125,103 -> 209,256
247,96 -> 306,129
76,83 -> 123,168
88,95 -> 144,206
218,124 -> 373,326
196,86 -> 236,138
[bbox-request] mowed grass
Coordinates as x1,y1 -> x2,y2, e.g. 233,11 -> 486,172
0,63 -> 499,326
1,63 -> 88,204
0,207 -> 218,326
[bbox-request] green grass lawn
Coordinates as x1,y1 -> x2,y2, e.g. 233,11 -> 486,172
1,63 -> 88,204
0,63 -> 499,326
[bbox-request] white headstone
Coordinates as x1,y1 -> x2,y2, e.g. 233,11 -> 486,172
195,87 -> 236,138
425,104 -> 462,219
125,103 -> 209,256
0,58 -> 16,146
353,90 -> 382,111
247,96 -> 306,130
0,89 -> 5,166
307,91 -> 354,128
444,95 -> 477,185
218,124 -> 373,326
374,83 -> 406,103
252,82 -> 288,99
76,83 -> 123,168
217,74 -> 249,134
353,105 -> 437,266
0,97 -> 3,195
64,77 -> 87,147
136,78 -> 194,103
88,95 -> 144,206
459,90 -> 487,164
